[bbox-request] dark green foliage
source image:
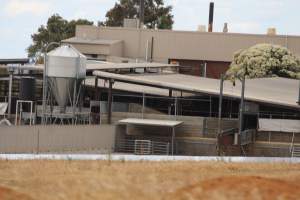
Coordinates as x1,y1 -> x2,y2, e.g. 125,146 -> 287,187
100,0 -> 173,29
27,14 -> 93,58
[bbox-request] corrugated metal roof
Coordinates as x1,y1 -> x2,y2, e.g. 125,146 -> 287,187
62,37 -> 122,45
86,61 -> 178,70
92,71 -> 300,108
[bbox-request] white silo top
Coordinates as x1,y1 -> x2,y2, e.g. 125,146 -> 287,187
47,45 -> 86,78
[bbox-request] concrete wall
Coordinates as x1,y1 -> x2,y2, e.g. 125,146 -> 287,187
0,125 -> 115,153
75,25 -> 300,63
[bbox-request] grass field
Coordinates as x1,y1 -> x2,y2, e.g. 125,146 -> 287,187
0,160 -> 299,200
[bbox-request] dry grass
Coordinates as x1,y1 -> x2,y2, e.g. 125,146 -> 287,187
0,160 -> 299,200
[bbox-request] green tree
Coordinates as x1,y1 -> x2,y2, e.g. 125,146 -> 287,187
100,0 -> 173,29
226,43 -> 300,81
27,14 -> 93,58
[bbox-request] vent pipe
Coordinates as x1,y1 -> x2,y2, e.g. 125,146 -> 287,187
208,2 -> 214,32
139,0 -> 145,28
223,23 -> 228,33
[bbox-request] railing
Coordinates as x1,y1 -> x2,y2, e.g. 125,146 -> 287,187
240,129 -> 255,145
115,139 -> 170,155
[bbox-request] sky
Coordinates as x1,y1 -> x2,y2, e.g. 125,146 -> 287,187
1,0 -> 300,58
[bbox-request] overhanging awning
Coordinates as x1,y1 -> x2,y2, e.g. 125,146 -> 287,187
118,118 -> 183,127
259,119 -> 300,133
118,118 -> 183,155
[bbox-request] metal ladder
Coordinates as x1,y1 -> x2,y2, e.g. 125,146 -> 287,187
292,144 -> 300,157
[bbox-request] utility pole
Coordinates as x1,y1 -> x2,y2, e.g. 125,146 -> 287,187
217,74 -> 224,156
236,75 -> 246,145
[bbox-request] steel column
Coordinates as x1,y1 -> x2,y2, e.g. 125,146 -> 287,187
7,71 -> 13,117
107,79 -> 113,124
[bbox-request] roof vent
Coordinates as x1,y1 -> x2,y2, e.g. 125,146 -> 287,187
198,25 -> 206,32
267,28 -> 276,36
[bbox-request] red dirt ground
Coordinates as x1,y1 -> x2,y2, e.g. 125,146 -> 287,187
0,186 -> 33,200
165,176 -> 300,200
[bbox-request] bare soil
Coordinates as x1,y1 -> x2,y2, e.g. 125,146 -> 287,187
0,160 -> 299,200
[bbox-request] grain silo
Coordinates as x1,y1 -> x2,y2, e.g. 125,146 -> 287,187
42,45 -> 86,123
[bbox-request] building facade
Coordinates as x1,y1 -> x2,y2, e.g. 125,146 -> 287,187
63,25 -> 300,79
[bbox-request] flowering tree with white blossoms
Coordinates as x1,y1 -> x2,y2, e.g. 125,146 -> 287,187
226,43 -> 300,81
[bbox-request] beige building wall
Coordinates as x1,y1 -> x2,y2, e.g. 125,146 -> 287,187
75,25 -> 300,63
0,125 -> 115,153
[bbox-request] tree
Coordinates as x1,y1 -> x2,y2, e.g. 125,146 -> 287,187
27,14 -> 93,58
226,43 -> 300,81
100,0 -> 173,29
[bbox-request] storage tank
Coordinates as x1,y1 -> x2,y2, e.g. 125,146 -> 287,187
46,45 -> 86,113
19,77 -> 36,101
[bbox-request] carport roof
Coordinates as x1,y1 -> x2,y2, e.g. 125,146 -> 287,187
93,71 -> 300,109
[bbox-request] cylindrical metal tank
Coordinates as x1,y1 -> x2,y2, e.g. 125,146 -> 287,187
19,77 -> 36,100
47,45 -> 86,78
46,45 -> 86,112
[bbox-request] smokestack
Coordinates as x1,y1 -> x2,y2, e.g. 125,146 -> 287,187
223,23 -> 228,33
208,2 -> 214,32
139,0 -> 145,28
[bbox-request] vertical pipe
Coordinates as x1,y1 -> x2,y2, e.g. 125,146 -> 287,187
217,74 -> 224,155
30,101 -> 33,126
150,37 -> 154,62
209,96 -> 212,117
297,79 -> 300,105
72,79 -> 77,125
42,54 -> 47,125
7,71 -> 13,118
168,89 -> 172,116
203,62 -> 207,77
15,100 -> 18,126
107,80 -> 113,124
172,127 -> 175,155
142,93 -> 145,118
175,96 -> 178,120
208,2 -> 214,32
145,40 -> 149,62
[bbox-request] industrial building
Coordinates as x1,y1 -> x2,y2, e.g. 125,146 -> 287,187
0,43 -> 299,157
62,25 -> 300,79
0,0 -> 300,157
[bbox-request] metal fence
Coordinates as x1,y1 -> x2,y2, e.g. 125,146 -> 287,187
115,139 -> 170,155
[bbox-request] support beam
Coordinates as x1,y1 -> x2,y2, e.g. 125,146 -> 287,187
107,79 -> 113,124
142,93 -> 145,118
168,89 -> 172,115
172,127 -> 175,155
95,77 -> 100,100
7,71 -> 13,118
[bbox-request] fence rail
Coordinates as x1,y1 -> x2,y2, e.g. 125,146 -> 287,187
115,139 -> 170,155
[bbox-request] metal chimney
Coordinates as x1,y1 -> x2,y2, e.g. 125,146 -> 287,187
223,23 -> 228,33
208,2 -> 214,32
139,0 -> 145,28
